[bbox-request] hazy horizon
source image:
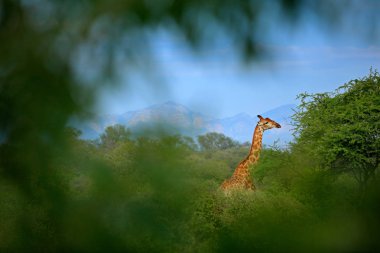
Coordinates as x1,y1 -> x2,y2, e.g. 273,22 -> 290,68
94,100 -> 296,120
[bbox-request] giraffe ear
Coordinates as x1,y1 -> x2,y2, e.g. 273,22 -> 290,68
257,115 -> 263,120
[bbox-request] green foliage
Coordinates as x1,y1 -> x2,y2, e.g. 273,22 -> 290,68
293,69 -> 380,187
2,123 -> 380,251
1,0 -> 380,252
198,132 -> 240,151
100,124 -> 131,150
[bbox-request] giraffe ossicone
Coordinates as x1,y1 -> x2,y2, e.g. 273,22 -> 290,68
220,115 -> 281,193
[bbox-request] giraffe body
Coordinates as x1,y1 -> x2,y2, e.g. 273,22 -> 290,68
220,115 -> 281,193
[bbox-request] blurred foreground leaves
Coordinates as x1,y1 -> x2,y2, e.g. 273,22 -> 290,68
1,115 -> 380,251
1,0 -> 380,252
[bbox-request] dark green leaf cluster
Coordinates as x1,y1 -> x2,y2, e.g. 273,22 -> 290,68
293,69 -> 380,187
198,132 -> 240,151
100,124 -> 132,150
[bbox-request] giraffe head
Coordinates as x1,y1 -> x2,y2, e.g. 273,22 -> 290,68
257,115 -> 281,130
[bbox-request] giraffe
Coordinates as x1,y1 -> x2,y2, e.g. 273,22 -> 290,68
220,115 -> 281,193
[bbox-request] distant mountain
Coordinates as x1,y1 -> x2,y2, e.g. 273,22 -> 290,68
206,113 -> 257,143
75,102 -> 296,146
205,104 -> 295,145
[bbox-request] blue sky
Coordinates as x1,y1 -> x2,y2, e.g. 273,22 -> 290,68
97,5 -> 380,119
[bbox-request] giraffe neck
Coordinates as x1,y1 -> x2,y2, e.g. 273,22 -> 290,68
231,124 -> 264,178
247,124 -> 264,166
221,123 -> 268,191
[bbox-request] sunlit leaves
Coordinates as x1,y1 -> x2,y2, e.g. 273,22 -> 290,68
293,69 -> 380,186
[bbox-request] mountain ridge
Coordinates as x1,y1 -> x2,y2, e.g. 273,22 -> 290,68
75,101 -> 296,145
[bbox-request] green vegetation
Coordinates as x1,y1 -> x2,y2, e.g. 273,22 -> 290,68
1,71 -> 379,252
198,132 -> 240,151
1,1 -> 379,252
293,70 -> 380,189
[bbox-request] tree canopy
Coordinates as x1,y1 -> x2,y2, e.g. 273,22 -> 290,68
198,132 -> 240,151
293,69 -> 380,187
100,124 -> 131,150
